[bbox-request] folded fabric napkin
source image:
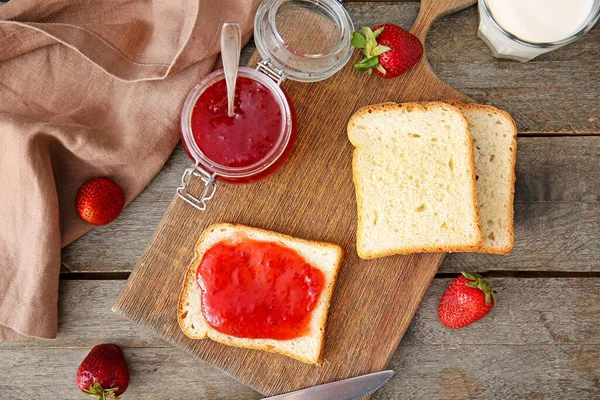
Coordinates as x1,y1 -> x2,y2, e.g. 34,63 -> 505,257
0,0 -> 260,341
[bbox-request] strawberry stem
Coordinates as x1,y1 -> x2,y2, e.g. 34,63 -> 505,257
354,56 -> 380,71
82,382 -> 120,400
461,271 -> 496,305
351,26 -> 391,74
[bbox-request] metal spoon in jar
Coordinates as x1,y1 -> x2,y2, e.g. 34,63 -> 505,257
221,22 -> 241,117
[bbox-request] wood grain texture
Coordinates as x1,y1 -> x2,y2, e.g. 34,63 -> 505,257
444,202 -> 600,272
2,279 -> 598,399
381,344 -> 600,399
0,347 -> 261,400
63,137 -> 600,272
324,2 -> 600,133
112,0 -> 481,396
3,279 -> 598,349
425,5 -> 600,64
2,344 -> 597,400
0,281 -> 166,349
404,278 -> 600,346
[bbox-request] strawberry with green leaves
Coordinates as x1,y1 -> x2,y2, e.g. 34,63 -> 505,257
77,344 -> 130,399
351,23 -> 423,79
438,272 -> 496,329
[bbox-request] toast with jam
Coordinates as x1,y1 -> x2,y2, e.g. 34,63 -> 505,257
178,223 -> 343,365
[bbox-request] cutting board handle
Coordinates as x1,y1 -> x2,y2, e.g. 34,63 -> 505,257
410,0 -> 477,41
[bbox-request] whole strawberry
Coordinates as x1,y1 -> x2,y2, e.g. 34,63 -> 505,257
77,344 -> 130,399
76,177 -> 125,225
351,23 -> 423,78
438,272 -> 496,329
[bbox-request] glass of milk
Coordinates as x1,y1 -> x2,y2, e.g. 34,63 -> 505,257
478,0 -> 600,61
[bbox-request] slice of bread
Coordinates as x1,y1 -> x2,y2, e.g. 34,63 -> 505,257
177,223 -> 343,365
348,102 -> 482,259
449,102 -> 517,254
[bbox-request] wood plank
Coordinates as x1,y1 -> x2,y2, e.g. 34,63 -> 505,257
61,0 -> 600,273
305,1 -> 600,66
345,0 -> 418,2
0,347 -> 261,400
0,281 -> 166,349
426,4 -> 600,63
62,200 -> 600,274
515,137 -> 600,203
245,2 -> 598,134
2,344 -> 597,399
62,137 -> 600,272
443,202 -> 600,272
381,344 -> 600,399
2,279 -> 599,398
403,278 -> 600,346
3,278 -> 598,349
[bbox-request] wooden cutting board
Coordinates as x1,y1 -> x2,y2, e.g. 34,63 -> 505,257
113,0 -> 476,396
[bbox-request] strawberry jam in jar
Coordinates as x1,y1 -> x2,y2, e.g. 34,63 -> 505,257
181,67 -> 296,181
189,76 -> 294,179
178,0 -> 353,210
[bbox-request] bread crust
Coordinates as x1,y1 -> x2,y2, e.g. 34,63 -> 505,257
446,101 -> 517,254
177,223 -> 343,365
349,102 -> 483,259
177,248 -> 208,339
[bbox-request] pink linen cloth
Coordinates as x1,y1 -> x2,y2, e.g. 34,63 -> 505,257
0,0 -> 260,341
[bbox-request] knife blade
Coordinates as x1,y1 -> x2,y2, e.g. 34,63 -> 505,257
263,370 -> 394,400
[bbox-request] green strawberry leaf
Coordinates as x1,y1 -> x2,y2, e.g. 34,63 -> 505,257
354,56 -> 380,71
376,65 -> 387,75
351,32 -> 366,49
461,271 -> 478,281
372,45 -> 391,56
373,26 -> 385,38
82,382 -> 120,400
362,26 -> 376,43
461,271 -> 496,305
360,26 -> 383,59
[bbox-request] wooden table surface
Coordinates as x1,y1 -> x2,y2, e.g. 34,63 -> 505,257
2,1 -> 599,399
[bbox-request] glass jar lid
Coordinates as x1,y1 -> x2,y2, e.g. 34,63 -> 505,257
254,0 -> 354,82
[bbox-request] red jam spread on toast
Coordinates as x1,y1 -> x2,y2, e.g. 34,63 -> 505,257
196,236 -> 325,340
191,77 -> 283,168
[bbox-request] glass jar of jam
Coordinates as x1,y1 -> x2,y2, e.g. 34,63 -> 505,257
177,0 -> 354,210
